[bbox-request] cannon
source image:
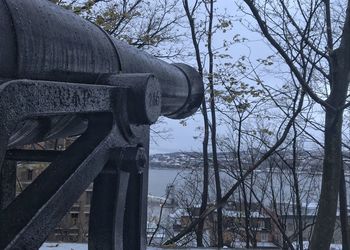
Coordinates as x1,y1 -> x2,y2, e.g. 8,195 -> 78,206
0,0 -> 203,249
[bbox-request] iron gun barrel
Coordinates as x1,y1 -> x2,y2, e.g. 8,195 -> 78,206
0,0 -> 203,146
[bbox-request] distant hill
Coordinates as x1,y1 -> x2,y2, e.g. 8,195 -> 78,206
149,150 -> 325,172
149,152 -> 203,169
149,151 -> 238,169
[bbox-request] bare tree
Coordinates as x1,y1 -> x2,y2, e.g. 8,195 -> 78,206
182,0 -> 210,246
241,0 -> 350,248
182,0 -> 227,246
164,89 -> 305,245
204,0 -> 224,246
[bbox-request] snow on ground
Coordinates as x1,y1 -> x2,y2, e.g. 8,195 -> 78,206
40,243 -> 233,250
41,242 -> 342,250
292,241 -> 342,250
40,243 -> 87,250
40,243 -> 167,250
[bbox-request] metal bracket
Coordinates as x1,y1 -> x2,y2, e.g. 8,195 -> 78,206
0,79 -> 151,250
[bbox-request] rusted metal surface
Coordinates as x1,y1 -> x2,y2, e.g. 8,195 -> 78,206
0,0 -> 204,249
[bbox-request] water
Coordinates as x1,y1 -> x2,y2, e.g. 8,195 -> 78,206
148,168 -> 350,205
148,168 -> 181,196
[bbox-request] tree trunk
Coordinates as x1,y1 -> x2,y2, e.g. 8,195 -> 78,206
237,119 -> 251,248
181,1 -> 210,245
196,99 -> 210,247
292,123 -> 303,250
310,3 -> 350,240
205,0 -> 223,247
310,48 -> 348,248
339,162 -> 350,250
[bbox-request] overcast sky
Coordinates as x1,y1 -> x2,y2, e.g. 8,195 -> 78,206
149,1 -> 276,154
150,115 -> 203,154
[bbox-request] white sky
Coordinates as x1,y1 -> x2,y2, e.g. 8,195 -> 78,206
150,0 -> 277,154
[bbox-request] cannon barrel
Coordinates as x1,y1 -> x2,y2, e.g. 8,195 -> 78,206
0,0 -> 203,146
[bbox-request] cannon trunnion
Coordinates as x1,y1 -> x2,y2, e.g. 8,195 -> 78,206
0,0 -> 203,249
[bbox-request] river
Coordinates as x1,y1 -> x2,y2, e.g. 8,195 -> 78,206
148,167 -> 350,205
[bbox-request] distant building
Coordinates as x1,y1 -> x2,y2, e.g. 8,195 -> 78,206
168,200 -> 350,248
275,202 -> 347,247
169,202 -> 279,248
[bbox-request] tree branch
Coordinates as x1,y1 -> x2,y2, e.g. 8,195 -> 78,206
243,0 -> 335,111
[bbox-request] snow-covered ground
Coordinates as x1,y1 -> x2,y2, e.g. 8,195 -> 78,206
40,243 -> 86,250
40,243 -> 232,250
40,242 -> 342,250
292,241 -> 342,250
40,243 -> 165,250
